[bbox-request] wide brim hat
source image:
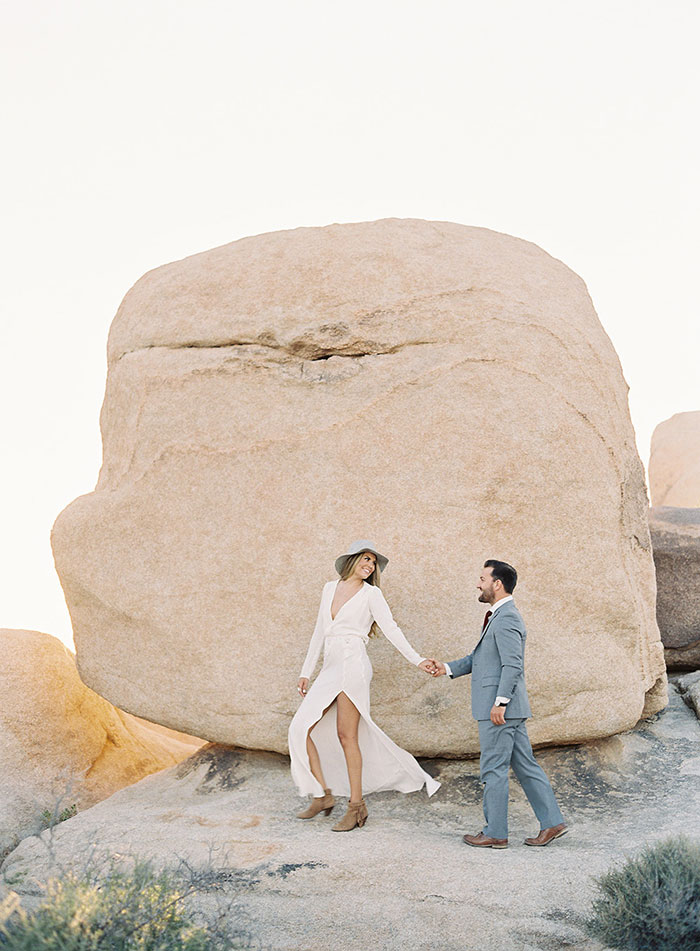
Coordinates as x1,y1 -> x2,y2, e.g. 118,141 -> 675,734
334,539 -> 389,576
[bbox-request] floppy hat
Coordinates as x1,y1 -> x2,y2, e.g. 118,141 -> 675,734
335,539 -> 389,576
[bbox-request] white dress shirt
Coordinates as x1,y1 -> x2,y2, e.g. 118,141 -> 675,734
444,595 -> 514,704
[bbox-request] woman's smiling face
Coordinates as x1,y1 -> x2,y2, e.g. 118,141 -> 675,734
352,551 -> 377,582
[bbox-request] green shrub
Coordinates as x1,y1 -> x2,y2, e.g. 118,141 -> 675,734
587,835 -> 700,950
0,859 -> 242,950
40,803 -> 77,828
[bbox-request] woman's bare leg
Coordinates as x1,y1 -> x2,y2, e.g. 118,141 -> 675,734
306,734 -> 327,789
336,691 -> 362,802
306,700 -> 334,791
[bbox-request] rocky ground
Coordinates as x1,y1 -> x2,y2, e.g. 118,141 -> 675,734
3,683 -> 700,951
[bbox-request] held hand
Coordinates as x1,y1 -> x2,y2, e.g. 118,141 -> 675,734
420,658 -> 446,677
297,677 -> 309,698
490,703 -> 506,725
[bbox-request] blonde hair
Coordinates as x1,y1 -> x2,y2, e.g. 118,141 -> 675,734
340,551 -> 381,637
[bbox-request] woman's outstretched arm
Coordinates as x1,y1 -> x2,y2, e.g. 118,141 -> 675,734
299,583 -> 329,679
367,585 -> 426,666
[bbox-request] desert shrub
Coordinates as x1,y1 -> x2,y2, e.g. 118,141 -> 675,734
0,859 -> 245,950
40,803 -> 77,828
587,835 -> 700,950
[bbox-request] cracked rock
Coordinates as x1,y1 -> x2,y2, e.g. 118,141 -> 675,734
51,218 -> 666,754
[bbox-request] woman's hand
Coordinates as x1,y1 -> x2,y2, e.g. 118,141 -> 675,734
297,677 -> 309,698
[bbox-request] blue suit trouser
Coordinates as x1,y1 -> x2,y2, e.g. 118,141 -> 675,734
477,718 -> 564,839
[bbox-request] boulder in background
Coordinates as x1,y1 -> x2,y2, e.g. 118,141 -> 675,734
649,507 -> 700,670
0,629 -> 202,857
649,411 -> 700,508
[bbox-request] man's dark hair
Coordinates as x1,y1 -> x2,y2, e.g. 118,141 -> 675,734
484,559 -> 517,594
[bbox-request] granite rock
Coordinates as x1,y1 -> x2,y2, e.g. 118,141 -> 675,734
52,219 -> 666,755
649,506 -> 700,669
676,670 -> 700,718
0,629 -> 202,857
649,411 -> 700,507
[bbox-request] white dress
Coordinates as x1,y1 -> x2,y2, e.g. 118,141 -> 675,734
288,580 -> 440,798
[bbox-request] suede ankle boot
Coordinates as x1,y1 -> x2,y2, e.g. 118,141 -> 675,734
297,788 -> 335,819
331,799 -> 368,831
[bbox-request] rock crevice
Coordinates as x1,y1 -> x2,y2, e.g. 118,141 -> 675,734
117,337 -> 438,364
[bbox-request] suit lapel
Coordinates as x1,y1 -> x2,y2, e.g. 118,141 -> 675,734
473,603 -> 515,650
472,611 -> 495,651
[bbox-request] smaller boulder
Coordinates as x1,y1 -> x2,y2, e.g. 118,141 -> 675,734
0,629 -> 202,857
676,671 -> 700,720
649,508 -> 700,669
649,412 -> 700,507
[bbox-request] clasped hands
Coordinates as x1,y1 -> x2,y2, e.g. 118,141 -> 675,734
418,659 -> 446,677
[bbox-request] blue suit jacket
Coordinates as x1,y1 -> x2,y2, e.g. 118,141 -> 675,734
447,601 -> 532,721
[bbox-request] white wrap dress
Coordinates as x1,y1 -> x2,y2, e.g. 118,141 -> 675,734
288,580 -> 440,798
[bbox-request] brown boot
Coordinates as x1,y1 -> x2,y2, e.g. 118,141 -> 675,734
331,799 -> 368,831
297,789 -> 335,819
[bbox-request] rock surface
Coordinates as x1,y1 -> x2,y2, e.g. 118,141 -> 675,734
676,670 -> 700,718
4,686 -> 699,951
649,507 -> 700,669
649,411 -> 700,507
52,218 -> 666,754
0,629 -> 202,857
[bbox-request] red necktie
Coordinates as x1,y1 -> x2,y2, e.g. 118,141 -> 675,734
482,610 -> 493,631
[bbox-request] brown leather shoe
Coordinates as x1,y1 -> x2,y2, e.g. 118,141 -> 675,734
524,823 -> 569,846
462,832 -> 508,849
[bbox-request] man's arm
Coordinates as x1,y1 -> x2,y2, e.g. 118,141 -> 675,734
493,618 -> 524,699
442,652 -> 473,678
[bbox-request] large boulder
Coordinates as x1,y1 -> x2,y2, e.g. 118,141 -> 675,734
649,411 -> 700,507
649,507 -> 700,669
52,219 -> 666,756
0,629 -> 202,857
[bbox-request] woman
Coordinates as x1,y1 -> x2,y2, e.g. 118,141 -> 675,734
288,539 -> 440,832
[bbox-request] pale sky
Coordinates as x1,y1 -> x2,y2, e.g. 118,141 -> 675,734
1,0 -> 698,647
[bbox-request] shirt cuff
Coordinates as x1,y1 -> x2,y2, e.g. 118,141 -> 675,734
495,696 -> 510,705
444,662 -> 452,678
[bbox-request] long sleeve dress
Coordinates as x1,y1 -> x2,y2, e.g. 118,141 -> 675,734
288,580 -> 440,798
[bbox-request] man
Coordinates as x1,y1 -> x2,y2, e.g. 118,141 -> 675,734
430,560 -> 567,849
